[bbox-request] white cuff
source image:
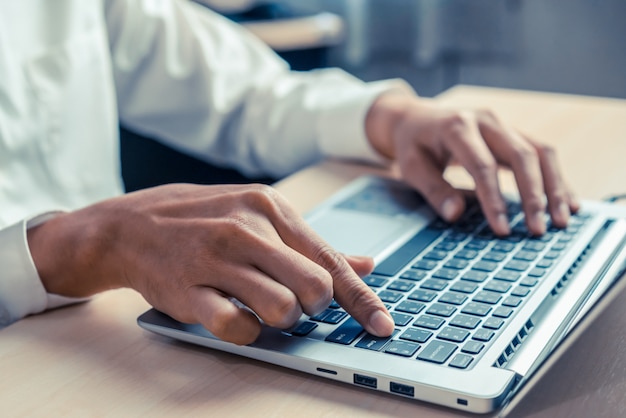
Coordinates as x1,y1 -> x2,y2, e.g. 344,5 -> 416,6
0,212 -> 88,328
318,78 -> 416,165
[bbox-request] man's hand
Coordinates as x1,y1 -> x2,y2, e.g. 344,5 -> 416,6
27,184 -> 394,345
366,92 -> 580,236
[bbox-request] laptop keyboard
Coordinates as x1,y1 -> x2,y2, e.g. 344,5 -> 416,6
289,199 -> 590,370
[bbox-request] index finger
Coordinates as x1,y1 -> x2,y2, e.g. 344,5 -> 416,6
266,190 -> 394,337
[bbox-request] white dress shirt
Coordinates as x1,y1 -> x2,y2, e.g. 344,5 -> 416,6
0,0 -> 410,327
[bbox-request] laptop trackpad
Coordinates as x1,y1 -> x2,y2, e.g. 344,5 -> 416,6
309,210 -> 419,258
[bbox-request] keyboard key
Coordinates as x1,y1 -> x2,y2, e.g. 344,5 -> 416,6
328,299 -> 341,309
450,281 -> 479,294
536,258 -> 553,269
520,277 -> 539,287
473,291 -> 502,305
395,300 -> 426,314
492,306 -> 514,318
438,326 -> 470,343
511,286 -> 530,297
461,302 -> 492,317
417,341 -> 457,364
502,296 -> 522,307
378,290 -> 404,303
291,321 -> 318,336
325,317 -> 363,345
528,268 -> 547,278
400,328 -> 432,343
414,315 -> 445,330
449,314 -> 481,329
400,269 -> 428,281
391,312 -> 413,327
513,250 -> 538,261
523,241 -> 546,252
432,268 -> 460,280
483,280 -> 512,293
426,303 -> 457,317
543,250 -> 561,259
455,249 -> 479,260
504,260 -> 530,272
356,333 -> 395,351
449,353 -> 473,369
435,241 -> 457,251
323,311 -> 348,324
412,259 -> 439,271
494,270 -> 521,282
461,340 -> 484,355
483,317 -> 504,330
482,251 -> 507,262
373,228 -> 442,276
493,242 -> 516,253
310,309 -> 333,322
472,261 -> 498,272
551,242 -> 568,251
465,239 -> 490,250
439,292 -> 468,306
409,289 -> 437,302
385,340 -> 420,357
423,250 -> 448,261
462,270 -> 489,283
447,232 -> 469,242
420,279 -> 449,291
362,275 -> 388,288
444,259 -> 469,270
387,280 -> 416,292
472,329 -> 495,342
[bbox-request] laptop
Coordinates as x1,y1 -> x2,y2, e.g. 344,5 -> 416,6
137,175 -> 626,414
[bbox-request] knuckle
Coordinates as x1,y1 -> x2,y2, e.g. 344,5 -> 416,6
244,184 -> 283,215
537,143 -> 557,159
477,107 -> 499,124
264,292 -> 300,328
511,143 -> 539,166
441,112 -> 474,139
469,157 -> 498,179
524,196 -> 547,214
203,308 -> 240,340
314,246 -> 350,278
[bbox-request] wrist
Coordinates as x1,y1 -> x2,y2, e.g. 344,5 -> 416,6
27,208 -> 122,297
364,90 -> 417,159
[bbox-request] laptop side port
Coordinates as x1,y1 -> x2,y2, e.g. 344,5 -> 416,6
353,374 -> 377,389
390,382 -> 415,397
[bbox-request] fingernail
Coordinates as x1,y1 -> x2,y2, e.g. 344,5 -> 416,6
530,211 -> 547,235
495,213 -> 510,235
557,202 -> 570,225
368,310 -> 394,336
441,198 -> 459,222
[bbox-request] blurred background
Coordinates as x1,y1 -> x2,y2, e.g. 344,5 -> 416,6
122,0 -> 626,191
205,0 -> 626,98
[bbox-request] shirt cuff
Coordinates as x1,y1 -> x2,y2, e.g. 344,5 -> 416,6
317,78 -> 416,165
0,213 -> 88,328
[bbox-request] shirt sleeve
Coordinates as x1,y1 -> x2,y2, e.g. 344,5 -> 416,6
0,214 -> 89,328
103,0 -> 415,178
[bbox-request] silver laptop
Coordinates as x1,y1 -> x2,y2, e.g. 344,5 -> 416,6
138,175 -> 626,414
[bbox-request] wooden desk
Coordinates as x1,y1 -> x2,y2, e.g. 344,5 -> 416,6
2,86 -> 626,417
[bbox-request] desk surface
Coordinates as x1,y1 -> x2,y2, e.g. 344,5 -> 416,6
2,86 -> 626,417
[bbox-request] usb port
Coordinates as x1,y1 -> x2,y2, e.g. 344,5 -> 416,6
390,382 -> 414,397
354,374 -> 377,389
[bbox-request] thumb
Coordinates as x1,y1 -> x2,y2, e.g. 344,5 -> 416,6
401,152 -> 466,223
